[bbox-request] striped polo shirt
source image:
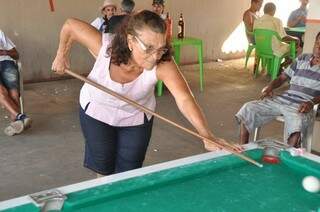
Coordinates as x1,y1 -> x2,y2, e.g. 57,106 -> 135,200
276,54 -> 320,106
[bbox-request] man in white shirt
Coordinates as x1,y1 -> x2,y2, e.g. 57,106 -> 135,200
0,30 -> 31,136
243,0 -> 263,44
91,0 -> 117,33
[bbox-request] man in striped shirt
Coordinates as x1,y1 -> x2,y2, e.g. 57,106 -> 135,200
236,32 -> 320,147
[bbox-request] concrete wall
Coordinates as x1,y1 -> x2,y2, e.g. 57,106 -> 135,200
0,0 -> 248,81
303,0 -> 320,53
150,0 -> 248,61
303,0 -> 320,152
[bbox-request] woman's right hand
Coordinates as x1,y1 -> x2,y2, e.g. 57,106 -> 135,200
51,53 -> 70,75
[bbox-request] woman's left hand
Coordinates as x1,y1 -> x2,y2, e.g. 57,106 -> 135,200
203,138 -> 221,151
203,137 -> 243,152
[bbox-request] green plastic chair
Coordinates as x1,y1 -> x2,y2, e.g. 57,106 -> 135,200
245,43 -> 255,69
156,37 -> 204,96
253,29 -> 296,80
244,30 -> 256,70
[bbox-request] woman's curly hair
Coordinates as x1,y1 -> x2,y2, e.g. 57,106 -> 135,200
316,31 -> 320,40
107,10 -> 172,66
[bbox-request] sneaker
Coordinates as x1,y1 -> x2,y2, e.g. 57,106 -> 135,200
4,120 -> 24,136
15,113 -> 32,129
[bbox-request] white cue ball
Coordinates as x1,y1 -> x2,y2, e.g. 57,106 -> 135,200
302,176 -> 320,193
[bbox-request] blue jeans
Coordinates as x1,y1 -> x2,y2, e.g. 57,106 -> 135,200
79,104 -> 154,175
0,60 -> 19,90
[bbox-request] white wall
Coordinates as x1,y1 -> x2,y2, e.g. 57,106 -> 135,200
303,0 -> 320,152
0,0 -> 250,81
0,0 -> 308,81
303,0 -> 320,54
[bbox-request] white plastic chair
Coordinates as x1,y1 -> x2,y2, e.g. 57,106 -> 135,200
253,104 -> 319,152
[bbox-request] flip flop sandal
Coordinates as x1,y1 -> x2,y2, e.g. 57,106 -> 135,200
4,120 -> 24,136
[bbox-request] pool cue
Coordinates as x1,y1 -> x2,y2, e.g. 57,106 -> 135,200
65,69 -> 263,168
272,140 -> 291,148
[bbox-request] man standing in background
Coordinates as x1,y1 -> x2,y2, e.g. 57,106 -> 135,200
91,0 -> 117,33
243,0 -> 263,44
243,0 -> 263,73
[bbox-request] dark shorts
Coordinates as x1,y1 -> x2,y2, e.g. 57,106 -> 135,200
79,104 -> 154,175
0,60 -> 19,90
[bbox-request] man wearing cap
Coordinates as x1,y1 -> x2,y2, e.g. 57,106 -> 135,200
152,0 -> 166,19
91,0 -> 117,33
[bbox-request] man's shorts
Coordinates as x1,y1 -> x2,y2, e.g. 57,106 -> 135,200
235,97 -> 314,141
0,60 -> 19,90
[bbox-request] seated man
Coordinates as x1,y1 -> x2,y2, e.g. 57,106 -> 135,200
287,0 -> 308,28
254,2 -> 300,70
0,30 -> 31,136
107,0 -> 135,33
243,0 -> 263,44
236,32 -> 320,148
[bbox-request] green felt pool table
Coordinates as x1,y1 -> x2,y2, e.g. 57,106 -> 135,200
1,144 -> 319,212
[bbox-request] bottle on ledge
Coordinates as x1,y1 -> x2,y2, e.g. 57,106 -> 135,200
165,12 -> 173,42
177,13 -> 185,39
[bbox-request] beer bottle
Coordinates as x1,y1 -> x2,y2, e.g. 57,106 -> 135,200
165,12 -> 173,41
177,13 -> 184,39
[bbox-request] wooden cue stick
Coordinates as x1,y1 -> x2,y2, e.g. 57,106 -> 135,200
65,69 -> 263,168
272,139 -> 290,148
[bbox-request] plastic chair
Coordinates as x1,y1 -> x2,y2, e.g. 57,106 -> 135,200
156,37 -> 204,96
156,80 -> 163,97
253,29 -> 296,80
244,30 -> 255,69
244,29 -> 269,73
253,104 -> 319,152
